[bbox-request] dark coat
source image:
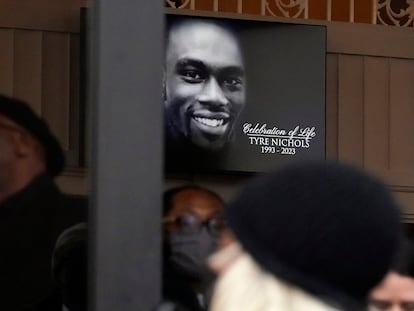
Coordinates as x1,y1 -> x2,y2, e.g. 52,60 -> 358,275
0,174 -> 87,311
161,249 -> 214,311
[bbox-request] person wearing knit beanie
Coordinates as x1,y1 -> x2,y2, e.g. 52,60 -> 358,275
368,238 -> 414,311
209,160 -> 402,311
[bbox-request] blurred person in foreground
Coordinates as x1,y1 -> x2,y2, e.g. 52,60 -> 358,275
161,185 -> 226,311
369,238 -> 414,311
0,95 -> 86,310
208,160 -> 402,311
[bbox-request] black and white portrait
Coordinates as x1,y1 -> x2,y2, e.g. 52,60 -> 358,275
164,15 -> 326,174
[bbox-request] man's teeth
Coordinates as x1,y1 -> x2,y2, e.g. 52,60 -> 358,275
194,117 -> 224,127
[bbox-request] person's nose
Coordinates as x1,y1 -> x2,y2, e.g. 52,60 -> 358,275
197,78 -> 229,107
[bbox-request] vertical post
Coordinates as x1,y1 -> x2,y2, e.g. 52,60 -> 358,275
89,0 -> 163,310
213,0 -> 219,12
372,0 -> 377,24
261,0 -> 267,15
349,0 -> 354,22
304,0 -> 309,19
326,0 -> 332,21
237,0 -> 243,14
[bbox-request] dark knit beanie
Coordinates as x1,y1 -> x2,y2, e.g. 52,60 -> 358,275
225,160 -> 402,310
0,94 -> 64,177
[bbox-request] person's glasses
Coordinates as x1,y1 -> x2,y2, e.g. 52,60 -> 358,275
369,299 -> 414,311
163,213 -> 226,236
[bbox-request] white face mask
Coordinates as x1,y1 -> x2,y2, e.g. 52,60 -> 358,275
168,227 -> 217,281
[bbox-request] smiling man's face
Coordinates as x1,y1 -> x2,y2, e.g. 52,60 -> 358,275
165,20 -> 246,151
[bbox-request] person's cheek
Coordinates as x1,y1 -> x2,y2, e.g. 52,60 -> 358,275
228,92 -> 245,117
170,83 -> 198,136
177,82 -> 204,99
166,78 -> 186,113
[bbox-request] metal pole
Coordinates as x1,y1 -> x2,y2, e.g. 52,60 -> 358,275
89,0 -> 163,310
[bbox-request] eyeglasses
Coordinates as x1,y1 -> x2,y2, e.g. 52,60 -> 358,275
369,299 -> 414,311
163,213 -> 226,236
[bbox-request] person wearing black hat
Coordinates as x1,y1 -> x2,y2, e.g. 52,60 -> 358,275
208,160 -> 402,311
160,185 -> 226,311
0,94 -> 87,310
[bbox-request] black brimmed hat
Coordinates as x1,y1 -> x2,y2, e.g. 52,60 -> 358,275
225,160 -> 402,310
0,94 -> 65,177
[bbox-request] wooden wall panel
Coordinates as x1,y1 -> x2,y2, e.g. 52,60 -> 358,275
195,0 -> 213,11
331,0 -> 350,22
308,0 -> 327,20
327,22 -> 414,60
337,54 -> 364,166
41,32 -> 71,151
0,29 -> 14,96
0,0 -> 88,32
56,169 -> 89,196
240,0 -> 262,15
394,191 -> 414,221
363,56 -> 390,170
326,53 -> 338,158
218,0 -> 238,13
354,1 -> 373,23
389,59 -> 414,171
0,27 -> 79,169
353,0 -> 377,24
13,30 -> 43,113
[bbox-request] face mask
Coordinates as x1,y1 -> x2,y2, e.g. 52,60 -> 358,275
167,227 -> 216,281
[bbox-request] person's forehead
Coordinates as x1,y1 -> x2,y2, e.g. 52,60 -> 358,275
371,272 -> 414,300
167,189 -> 222,216
0,114 -> 19,127
167,21 -> 243,65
